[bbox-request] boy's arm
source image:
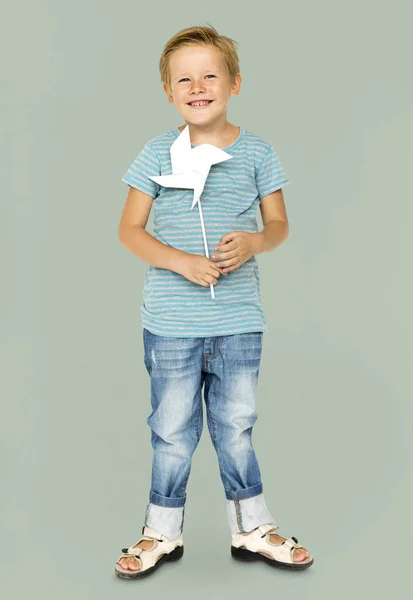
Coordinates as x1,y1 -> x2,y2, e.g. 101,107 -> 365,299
256,189 -> 289,253
118,186 -> 188,274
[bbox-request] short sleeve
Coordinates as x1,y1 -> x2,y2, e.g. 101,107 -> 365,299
121,144 -> 161,198
256,146 -> 290,199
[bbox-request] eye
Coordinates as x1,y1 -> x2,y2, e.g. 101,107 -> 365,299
178,74 -> 216,83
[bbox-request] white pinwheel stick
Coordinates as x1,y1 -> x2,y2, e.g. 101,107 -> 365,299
148,126 -> 232,299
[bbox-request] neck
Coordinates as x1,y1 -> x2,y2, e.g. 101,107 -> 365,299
179,121 -> 239,148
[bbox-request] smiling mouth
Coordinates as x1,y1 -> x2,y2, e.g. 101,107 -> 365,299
188,100 -> 213,108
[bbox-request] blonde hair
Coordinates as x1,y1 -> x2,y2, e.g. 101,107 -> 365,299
159,24 -> 240,88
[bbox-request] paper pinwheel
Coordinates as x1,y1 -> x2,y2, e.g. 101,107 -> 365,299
148,125 -> 232,299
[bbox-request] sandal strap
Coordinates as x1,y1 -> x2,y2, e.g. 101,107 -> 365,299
142,525 -> 172,542
283,537 -> 301,550
257,523 -> 278,536
120,536 -> 156,556
119,525 -> 180,559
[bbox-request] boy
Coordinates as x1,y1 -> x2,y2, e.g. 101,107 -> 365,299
115,25 -> 313,578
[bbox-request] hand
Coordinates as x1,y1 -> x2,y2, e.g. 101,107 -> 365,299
178,253 -> 225,288
211,231 -> 262,274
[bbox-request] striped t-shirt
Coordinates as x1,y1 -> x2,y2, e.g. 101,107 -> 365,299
121,126 -> 290,337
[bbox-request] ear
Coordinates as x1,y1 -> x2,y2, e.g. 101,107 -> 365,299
163,83 -> 174,104
229,73 -> 242,97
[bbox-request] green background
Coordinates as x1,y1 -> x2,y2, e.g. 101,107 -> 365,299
2,0 -> 412,598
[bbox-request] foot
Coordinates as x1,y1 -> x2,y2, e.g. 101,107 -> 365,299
117,539 -> 154,574
267,531 -> 310,563
240,528 -> 310,563
115,527 -> 184,578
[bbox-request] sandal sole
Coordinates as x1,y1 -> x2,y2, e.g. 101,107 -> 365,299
231,545 -> 314,570
115,544 -> 184,579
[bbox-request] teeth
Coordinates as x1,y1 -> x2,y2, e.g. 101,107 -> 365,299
191,101 -> 210,106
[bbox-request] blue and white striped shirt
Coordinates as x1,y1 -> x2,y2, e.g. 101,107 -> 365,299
121,127 -> 290,337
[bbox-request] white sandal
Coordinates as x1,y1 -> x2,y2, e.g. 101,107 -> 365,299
115,525 -> 184,579
231,523 -> 314,570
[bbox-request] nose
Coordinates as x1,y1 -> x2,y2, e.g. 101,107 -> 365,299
190,79 -> 206,94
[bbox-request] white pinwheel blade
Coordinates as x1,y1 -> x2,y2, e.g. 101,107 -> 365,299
170,125 -> 192,175
189,144 -> 233,190
191,144 -> 232,167
191,184 -> 203,209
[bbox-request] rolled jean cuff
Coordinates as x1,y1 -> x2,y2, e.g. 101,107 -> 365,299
226,492 -> 275,534
145,502 -> 185,540
224,483 -> 263,501
149,490 -> 186,508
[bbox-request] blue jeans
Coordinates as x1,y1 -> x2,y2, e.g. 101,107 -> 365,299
142,328 -> 275,539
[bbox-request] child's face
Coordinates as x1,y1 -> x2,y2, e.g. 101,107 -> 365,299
163,44 -> 241,126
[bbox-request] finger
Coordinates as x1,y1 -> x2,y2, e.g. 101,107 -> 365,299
211,264 -> 228,277
217,258 -> 239,269
212,250 -> 237,261
208,259 -> 222,271
203,275 -> 217,286
217,233 -> 237,246
209,266 -> 222,278
222,263 -> 240,274
213,262 -> 226,271
214,242 -> 237,253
